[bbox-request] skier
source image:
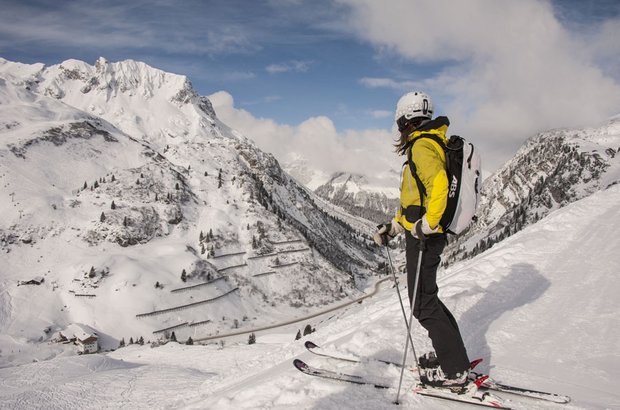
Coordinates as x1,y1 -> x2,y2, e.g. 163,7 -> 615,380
374,91 -> 471,391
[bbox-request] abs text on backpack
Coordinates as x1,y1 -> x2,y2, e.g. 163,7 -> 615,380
407,135 -> 481,235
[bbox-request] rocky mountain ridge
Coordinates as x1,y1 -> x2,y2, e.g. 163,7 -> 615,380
443,119 -> 620,265
314,172 -> 399,224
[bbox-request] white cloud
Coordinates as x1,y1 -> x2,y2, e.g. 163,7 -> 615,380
337,0 -> 620,171
0,1 -> 261,56
220,71 -> 257,81
209,91 -> 398,182
370,110 -> 392,119
360,77 -> 416,90
241,95 -> 283,106
581,18 -> 620,79
266,60 -> 312,74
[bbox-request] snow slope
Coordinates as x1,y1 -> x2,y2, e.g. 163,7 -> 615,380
1,183 -> 618,409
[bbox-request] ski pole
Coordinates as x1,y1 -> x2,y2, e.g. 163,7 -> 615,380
394,233 -> 425,405
384,245 -> 417,368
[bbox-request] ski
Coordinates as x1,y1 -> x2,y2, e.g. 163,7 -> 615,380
470,371 -> 571,404
304,340 -> 402,367
294,359 -> 511,409
415,378 -> 512,409
293,358 -> 392,389
302,343 -> 569,404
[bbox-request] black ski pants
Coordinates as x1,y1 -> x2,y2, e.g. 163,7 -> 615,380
406,230 -> 470,376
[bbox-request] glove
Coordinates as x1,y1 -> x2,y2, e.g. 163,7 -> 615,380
373,220 -> 404,246
413,216 -> 439,240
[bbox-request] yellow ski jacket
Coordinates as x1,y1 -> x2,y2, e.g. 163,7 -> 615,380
395,116 -> 450,232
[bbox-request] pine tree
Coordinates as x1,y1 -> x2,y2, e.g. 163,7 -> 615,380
181,269 -> 187,282
199,231 -> 204,242
175,183 -> 180,190
89,266 -> 96,278
138,336 -> 144,345
111,174 -> 116,182
111,200 -> 116,210
123,216 -> 129,227
170,331 -> 177,342
295,330 -> 302,340
119,338 -> 125,348
100,212 -> 106,222
303,324 -> 313,336
155,281 -> 160,289
94,181 -> 99,189
129,337 -> 134,344
248,333 -> 256,345
218,169 -> 223,188
186,337 -> 194,345
83,181 -> 88,190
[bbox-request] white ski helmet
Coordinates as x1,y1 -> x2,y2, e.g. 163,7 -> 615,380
395,91 -> 434,122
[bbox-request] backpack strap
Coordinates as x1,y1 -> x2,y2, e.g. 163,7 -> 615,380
403,134 -> 449,223
404,134 -> 448,192
406,143 -> 427,198
403,137 -> 428,221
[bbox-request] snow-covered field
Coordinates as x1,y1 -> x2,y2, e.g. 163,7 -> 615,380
1,184 -> 618,409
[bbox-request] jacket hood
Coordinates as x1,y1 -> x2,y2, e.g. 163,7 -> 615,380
407,116 -> 450,143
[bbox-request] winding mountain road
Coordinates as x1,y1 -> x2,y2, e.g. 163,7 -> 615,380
194,275 -> 397,343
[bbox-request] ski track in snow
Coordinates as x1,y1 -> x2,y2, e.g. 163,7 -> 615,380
0,281 -> 13,333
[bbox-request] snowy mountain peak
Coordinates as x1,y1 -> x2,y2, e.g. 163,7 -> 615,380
0,57 -> 381,368
1,57 -> 223,151
327,172 -> 368,190
314,171 -> 399,223
51,57 -> 188,98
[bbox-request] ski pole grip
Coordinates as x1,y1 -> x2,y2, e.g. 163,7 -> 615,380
377,224 -> 390,245
415,221 -> 427,242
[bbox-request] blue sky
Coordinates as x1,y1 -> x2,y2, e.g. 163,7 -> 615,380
1,0 -> 620,175
0,0 -> 434,130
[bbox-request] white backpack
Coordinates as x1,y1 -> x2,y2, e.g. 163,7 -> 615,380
407,135 -> 481,235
